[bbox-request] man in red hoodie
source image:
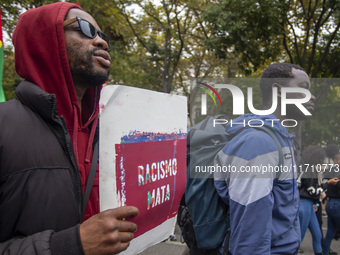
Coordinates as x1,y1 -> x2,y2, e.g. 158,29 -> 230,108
0,2 -> 139,254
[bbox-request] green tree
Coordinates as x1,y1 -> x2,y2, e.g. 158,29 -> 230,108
2,44 -> 21,100
1,0 -> 62,100
114,0 -> 194,93
204,0 -> 340,147
204,0 -> 340,78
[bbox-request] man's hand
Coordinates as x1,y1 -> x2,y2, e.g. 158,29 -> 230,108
80,206 -> 139,255
328,177 -> 339,186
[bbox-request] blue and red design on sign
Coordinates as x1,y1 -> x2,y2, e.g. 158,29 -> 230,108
115,132 -> 186,237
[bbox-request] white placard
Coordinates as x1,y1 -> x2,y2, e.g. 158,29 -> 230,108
99,85 -> 187,254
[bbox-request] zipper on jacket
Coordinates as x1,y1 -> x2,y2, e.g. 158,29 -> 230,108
58,116 -> 84,223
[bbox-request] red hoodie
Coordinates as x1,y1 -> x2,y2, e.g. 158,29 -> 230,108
12,2 -> 101,221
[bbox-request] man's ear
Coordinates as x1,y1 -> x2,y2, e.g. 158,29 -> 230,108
273,83 -> 282,98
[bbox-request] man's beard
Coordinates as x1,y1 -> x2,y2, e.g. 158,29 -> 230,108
69,48 -> 110,87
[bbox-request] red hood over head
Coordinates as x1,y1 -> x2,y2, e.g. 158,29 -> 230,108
12,2 -> 101,130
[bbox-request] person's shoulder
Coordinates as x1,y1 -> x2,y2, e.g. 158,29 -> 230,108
231,127 -> 278,147
0,99 -> 28,127
221,127 -> 278,160
0,99 -> 19,114
0,98 -> 25,110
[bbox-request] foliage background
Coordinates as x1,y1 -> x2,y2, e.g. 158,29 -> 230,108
0,0 -> 339,149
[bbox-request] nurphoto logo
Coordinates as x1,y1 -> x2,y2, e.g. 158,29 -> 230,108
200,84 -> 312,116
192,79 -> 313,128
197,82 -> 223,115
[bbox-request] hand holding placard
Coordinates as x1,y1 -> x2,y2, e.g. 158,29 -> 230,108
80,206 -> 139,255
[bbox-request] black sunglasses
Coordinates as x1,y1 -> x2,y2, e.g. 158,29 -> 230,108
63,16 -> 111,51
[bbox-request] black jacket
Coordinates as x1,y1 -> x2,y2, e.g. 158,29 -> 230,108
325,170 -> 340,199
0,81 -> 85,254
298,170 -> 323,202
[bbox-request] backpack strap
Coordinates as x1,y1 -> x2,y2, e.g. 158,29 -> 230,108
254,126 -> 284,169
222,230 -> 231,255
237,126 -> 284,179
82,141 -> 99,219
